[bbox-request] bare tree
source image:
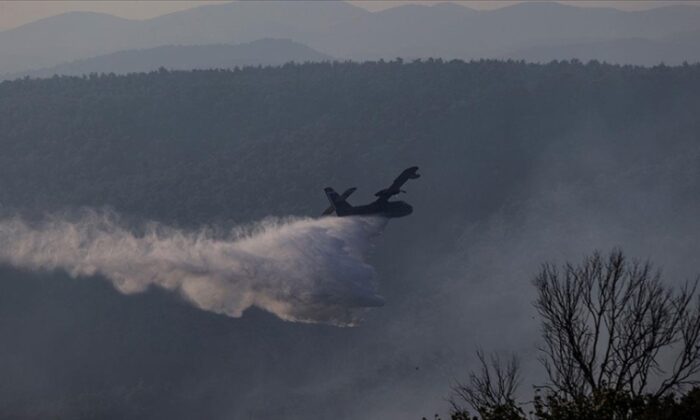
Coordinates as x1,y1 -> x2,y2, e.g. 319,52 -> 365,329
451,350 -> 524,419
534,249 -> 700,399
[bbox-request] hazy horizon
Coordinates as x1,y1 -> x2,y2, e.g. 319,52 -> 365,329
1,0 -> 699,31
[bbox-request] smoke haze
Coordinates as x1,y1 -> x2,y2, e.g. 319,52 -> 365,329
0,211 -> 386,326
0,61 -> 698,418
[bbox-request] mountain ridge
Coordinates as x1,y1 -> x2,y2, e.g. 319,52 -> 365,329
3,39 -> 333,80
1,2 -> 699,75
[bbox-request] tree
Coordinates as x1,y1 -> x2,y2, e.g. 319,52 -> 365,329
450,350 -> 525,420
534,249 -> 700,400
448,249 -> 700,420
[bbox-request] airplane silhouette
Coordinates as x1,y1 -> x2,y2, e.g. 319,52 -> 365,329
322,166 -> 420,218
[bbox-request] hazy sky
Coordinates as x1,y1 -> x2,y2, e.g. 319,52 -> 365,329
0,1 -> 698,30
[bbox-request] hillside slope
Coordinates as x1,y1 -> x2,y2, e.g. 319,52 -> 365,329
0,61 -> 699,419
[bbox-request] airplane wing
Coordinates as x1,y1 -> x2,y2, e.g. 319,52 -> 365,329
321,187 -> 357,215
374,166 -> 420,200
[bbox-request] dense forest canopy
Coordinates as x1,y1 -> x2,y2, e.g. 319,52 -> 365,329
1,60 -> 698,223
1,60 -> 700,419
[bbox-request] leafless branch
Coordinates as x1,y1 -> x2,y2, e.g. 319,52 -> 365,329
533,249 -> 700,399
451,349 -> 521,418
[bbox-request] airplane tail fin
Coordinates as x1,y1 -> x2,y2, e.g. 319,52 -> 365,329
324,187 -> 353,216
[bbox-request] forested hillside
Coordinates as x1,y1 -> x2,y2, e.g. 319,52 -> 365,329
2,60 -> 698,222
1,61 -> 700,419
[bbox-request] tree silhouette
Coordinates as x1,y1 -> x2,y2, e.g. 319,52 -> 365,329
451,350 -> 524,420
534,249 -> 700,399
450,249 -> 700,420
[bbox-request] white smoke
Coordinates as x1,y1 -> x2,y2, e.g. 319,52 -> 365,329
0,211 -> 387,326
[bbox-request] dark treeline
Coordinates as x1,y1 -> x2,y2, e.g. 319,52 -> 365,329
1,60 -> 700,419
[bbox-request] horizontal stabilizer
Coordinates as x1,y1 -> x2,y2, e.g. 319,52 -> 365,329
323,187 -> 354,216
322,187 -> 356,215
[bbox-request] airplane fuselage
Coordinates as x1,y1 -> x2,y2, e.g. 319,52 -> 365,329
337,199 -> 413,218
322,166 -> 419,218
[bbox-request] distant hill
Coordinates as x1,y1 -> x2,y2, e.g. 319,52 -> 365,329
310,2 -> 700,60
0,11 -> 143,74
0,1 -> 362,75
5,39 -> 332,79
504,30 -> 700,66
1,1 -> 700,74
